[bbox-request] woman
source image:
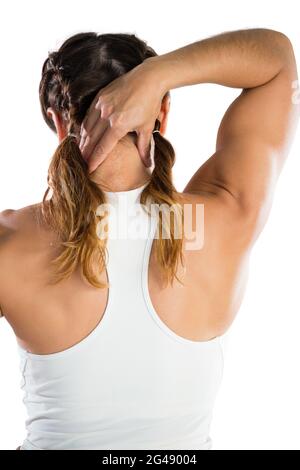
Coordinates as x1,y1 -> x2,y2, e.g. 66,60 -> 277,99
0,29 -> 298,450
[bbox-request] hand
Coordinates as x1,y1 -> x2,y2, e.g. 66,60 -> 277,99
79,58 -> 166,173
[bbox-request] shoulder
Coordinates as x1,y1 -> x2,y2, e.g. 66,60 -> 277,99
178,186 -> 261,250
0,208 -> 16,224
0,204 -> 45,254
0,209 -> 17,239
0,204 -> 42,319
0,204 -> 42,234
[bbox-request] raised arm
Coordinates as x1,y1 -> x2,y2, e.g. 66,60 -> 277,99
147,28 -> 299,231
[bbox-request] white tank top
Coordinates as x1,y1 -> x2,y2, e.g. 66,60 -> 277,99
17,183 -> 224,450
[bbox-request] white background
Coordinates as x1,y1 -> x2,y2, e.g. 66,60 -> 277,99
0,0 -> 299,450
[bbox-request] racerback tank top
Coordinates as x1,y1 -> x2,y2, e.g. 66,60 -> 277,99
17,183 -> 224,450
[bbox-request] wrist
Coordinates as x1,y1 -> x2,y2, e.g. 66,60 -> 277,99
142,55 -> 173,97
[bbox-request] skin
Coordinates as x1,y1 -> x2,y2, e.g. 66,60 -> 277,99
0,28 -> 299,354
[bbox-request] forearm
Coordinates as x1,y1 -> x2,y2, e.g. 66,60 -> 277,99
146,28 -> 294,93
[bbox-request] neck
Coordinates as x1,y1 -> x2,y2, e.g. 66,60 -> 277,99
88,135 -> 152,192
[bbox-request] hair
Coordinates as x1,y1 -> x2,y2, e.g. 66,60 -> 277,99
39,32 -> 184,289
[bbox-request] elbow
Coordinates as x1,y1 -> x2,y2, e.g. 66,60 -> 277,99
274,30 -> 294,48
272,30 -> 296,67
256,28 -> 296,68
260,28 -> 293,47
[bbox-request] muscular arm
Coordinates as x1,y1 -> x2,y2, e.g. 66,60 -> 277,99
146,28 -> 299,235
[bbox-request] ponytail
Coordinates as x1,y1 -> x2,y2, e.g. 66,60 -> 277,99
140,131 -> 185,287
41,135 -> 108,288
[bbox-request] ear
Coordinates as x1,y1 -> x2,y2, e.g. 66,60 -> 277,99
47,107 -> 68,142
157,94 -> 171,136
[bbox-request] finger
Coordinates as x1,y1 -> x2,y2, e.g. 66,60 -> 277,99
142,155 -> 152,168
139,146 -> 152,168
80,105 -> 100,140
79,134 -> 89,152
136,129 -> 152,166
80,118 -> 108,161
80,94 -> 106,139
88,125 -> 124,174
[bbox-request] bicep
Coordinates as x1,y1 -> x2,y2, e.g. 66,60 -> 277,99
185,55 -> 299,215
